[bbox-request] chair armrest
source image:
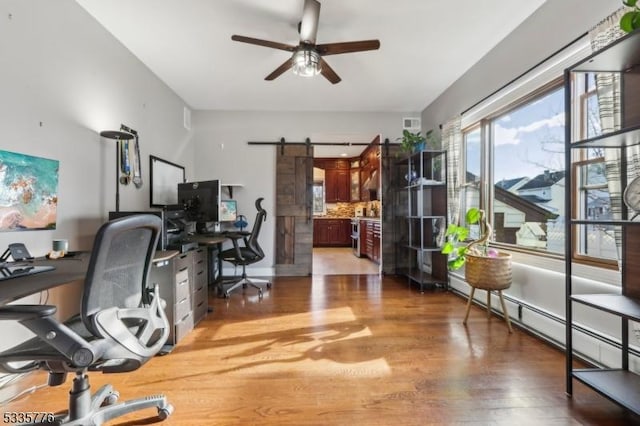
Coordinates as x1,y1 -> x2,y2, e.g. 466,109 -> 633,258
0,305 -> 97,368
0,305 -> 57,320
93,284 -> 169,360
225,232 -> 250,261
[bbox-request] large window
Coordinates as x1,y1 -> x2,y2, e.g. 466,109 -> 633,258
462,126 -> 482,238
463,84 -> 566,254
574,73 -> 617,265
461,73 -> 616,265
458,43 -> 618,266
492,86 -> 565,253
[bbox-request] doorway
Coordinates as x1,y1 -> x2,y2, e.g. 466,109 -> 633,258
311,135 -> 382,276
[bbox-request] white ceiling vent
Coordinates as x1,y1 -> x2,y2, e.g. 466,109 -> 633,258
183,106 -> 191,131
402,117 -> 421,131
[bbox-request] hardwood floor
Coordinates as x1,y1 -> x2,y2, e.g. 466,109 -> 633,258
4,275 -> 639,425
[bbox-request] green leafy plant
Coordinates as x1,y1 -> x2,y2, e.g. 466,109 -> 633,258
621,0 -> 640,33
441,207 -> 495,270
397,129 -> 440,154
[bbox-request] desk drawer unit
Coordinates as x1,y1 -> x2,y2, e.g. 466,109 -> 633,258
151,252 -> 194,347
174,295 -> 191,324
175,270 -> 190,302
191,248 -> 208,324
175,311 -> 194,343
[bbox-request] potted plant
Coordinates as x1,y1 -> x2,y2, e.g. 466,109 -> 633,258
441,207 -> 513,332
441,207 -> 512,289
397,129 -> 440,154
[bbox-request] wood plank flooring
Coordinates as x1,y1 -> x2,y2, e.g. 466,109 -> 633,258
3,275 -> 639,425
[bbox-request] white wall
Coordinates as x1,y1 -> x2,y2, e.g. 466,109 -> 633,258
421,0 -> 621,129
193,110 -> 413,273
0,0 -> 193,350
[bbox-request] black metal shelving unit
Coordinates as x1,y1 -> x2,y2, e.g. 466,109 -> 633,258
395,149 -> 448,292
565,28 -> 640,415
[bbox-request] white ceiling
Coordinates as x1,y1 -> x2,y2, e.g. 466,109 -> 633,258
75,0 -> 547,114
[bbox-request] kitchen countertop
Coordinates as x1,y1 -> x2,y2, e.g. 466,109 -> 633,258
313,216 -> 381,221
314,216 -> 352,219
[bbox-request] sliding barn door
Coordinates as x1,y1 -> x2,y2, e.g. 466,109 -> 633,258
275,145 -> 313,276
381,141 -> 403,275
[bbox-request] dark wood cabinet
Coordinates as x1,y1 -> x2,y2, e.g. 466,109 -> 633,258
350,168 -> 360,201
359,219 -> 380,264
315,158 -> 350,203
372,221 -> 381,264
325,169 -> 350,202
360,168 -> 370,202
358,144 -> 380,202
313,219 -> 351,247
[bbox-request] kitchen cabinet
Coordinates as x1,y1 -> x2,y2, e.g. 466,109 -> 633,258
372,221 -> 381,264
359,145 -> 380,201
315,158 -> 350,203
359,219 -> 380,264
325,169 -> 350,202
350,168 -> 360,201
360,168 -> 370,202
313,219 -> 351,247
564,29 -> 640,415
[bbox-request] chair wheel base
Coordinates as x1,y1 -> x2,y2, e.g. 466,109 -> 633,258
158,404 -> 174,420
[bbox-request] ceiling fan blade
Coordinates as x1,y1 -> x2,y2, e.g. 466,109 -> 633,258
319,58 -> 341,84
299,0 -> 320,44
265,57 -> 295,81
231,35 -> 296,52
316,40 -> 381,56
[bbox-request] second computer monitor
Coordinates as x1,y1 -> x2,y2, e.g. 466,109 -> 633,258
219,199 -> 237,222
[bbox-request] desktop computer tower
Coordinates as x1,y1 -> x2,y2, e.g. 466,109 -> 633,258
108,209 -> 190,251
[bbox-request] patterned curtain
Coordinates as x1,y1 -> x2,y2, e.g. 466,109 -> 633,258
589,8 -> 640,258
442,116 -> 462,226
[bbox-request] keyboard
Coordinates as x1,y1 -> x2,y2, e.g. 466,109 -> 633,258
0,265 -> 55,281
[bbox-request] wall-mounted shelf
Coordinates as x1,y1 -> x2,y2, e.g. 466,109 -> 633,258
220,183 -> 244,198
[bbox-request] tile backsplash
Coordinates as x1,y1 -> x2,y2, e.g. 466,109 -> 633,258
323,201 -> 381,218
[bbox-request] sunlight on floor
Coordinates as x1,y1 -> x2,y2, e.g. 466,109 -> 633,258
209,306 -> 391,376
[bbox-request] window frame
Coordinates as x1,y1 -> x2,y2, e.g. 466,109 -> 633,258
570,157 -> 618,269
462,78 -> 568,259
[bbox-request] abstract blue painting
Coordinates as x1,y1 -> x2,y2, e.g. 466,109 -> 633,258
0,150 -> 59,231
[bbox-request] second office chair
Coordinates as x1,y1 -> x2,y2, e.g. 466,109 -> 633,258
220,198 -> 272,298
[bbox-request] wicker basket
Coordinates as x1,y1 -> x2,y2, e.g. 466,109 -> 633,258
464,251 -> 512,290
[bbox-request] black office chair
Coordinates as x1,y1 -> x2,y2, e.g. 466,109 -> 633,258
220,198 -> 272,298
0,214 -> 173,425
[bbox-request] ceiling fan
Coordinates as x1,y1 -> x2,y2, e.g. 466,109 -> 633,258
231,0 -> 380,84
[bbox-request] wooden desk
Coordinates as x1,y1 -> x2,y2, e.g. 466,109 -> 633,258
0,250 -> 182,306
0,253 -> 90,305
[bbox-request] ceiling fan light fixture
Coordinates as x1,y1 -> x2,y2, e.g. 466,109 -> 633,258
292,49 -> 321,77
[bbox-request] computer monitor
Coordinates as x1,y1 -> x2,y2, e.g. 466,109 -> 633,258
219,200 -> 237,222
177,180 -> 220,224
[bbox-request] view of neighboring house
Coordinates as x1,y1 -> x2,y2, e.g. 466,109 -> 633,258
517,170 -> 565,218
495,177 -> 529,193
466,171 -> 561,250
